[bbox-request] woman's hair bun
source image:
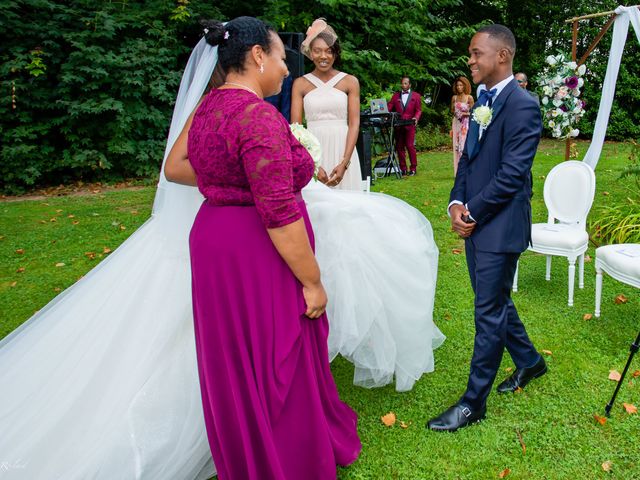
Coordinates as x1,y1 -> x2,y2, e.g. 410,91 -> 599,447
200,20 -> 225,46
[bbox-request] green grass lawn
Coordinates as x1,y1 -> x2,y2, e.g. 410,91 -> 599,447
1,139 -> 639,479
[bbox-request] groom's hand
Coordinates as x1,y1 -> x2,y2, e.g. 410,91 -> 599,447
450,204 -> 476,238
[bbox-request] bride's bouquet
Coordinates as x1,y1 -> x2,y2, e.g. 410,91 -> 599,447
290,123 -> 322,179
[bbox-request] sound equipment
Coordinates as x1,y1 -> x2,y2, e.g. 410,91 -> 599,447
360,112 -> 413,179
356,129 -> 372,181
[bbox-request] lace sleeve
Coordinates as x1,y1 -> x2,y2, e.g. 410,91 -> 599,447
238,101 -> 302,229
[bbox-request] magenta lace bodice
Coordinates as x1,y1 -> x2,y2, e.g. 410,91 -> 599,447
187,89 -> 315,228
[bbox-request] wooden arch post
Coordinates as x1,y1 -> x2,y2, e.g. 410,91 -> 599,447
564,6 -> 639,160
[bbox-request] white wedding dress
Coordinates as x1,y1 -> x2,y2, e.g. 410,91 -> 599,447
0,39 -> 442,479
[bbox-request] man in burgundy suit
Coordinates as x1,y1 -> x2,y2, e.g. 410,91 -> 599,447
388,76 -> 422,176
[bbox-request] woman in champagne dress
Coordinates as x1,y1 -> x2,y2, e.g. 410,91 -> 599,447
291,19 -> 362,191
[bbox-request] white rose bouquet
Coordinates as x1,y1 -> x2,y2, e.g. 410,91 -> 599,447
290,123 -> 322,179
537,52 -> 587,139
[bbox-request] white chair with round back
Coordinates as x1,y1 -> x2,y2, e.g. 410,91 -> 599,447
513,161 -> 596,306
595,244 -> 640,317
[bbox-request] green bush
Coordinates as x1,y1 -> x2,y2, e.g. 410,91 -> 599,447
0,0 -> 220,193
590,199 -> 640,244
415,126 -> 451,152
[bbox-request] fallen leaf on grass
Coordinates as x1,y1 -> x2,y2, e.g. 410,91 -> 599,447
55,262 -> 65,267
54,287 -> 61,292
130,210 -> 138,215
609,370 -> 622,382
584,254 -> 592,262
381,412 -> 396,427
16,267 -> 25,273
632,370 -> 640,378
451,248 -> 462,255
72,220 -> 80,225
103,247 -> 112,254
400,420 -> 411,429
15,248 -> 24,254
515,429 -> 526,455
50,218 -> 57,222
515,387 -> 523,394
499,468 -> 511,478
602,191 -> 610,196
594,414 -> 607,425
622,403 -> 637,414
120,225 -> 126,231
85,252 -> 96,260
583,313 -> 593,320
67,214 -> 75,218
602,460 -> 613,472
505,367 -> 513,373
10,281 -> 17,287
444,312 -> 452,321
542,349 -> 553,356
614,294 -> 628,304
55,209 -> 63,213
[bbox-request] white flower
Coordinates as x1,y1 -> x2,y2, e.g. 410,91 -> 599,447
551,108 -> 561,118
472,105 -> 493,128
543,86 -> 553,96
546,55 -> 557,65
578,77 -> 584,87
548,120 -> 556,128
552,98 -> 563,107
577,64 -> 586,75
570,129 -> 580,137
567,61 -> 577,69
290,123 -> 322,177
542,96 -> 549,106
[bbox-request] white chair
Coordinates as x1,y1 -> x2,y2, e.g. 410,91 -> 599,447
514,161 -> 596,306
595,244 -> 640,317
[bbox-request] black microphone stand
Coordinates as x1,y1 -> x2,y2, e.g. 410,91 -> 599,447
605,330 -> 640,416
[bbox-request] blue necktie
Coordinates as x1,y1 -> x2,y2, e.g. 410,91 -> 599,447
477,87 -> 497,107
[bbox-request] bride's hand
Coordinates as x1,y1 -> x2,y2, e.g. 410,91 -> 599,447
317,167 -> 329,184
327,163 -> 347,187
303,282 -> 328,319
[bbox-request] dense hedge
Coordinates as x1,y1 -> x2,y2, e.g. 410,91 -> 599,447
0,0 -> 219,193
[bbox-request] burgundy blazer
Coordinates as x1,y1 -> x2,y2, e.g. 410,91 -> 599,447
388,91 -> 422,122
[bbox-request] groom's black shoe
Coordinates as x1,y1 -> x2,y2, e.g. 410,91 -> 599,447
497,356 -> 547,393
426,403 -> 486,432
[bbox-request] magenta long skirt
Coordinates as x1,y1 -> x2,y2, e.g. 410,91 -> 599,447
190,199 -> 361,480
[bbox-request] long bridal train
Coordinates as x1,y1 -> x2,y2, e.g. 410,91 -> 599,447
0,38 -> 443,479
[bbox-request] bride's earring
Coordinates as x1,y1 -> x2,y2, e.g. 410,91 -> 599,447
259,63 -> 264,74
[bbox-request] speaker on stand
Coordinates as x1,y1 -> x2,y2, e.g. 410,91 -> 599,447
356,128 -> 373,183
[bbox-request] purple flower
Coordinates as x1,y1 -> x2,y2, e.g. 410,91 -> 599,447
581,100 -> 586,109
565,76 -> 579,89
560,105 -> 568,112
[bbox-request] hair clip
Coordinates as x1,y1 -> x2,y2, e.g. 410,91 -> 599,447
224,31 -> 230,40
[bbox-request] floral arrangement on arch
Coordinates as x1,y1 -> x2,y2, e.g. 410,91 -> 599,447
538,52 -> 587,139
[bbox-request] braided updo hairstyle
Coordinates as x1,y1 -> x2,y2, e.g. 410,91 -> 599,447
201,17 -> 276,74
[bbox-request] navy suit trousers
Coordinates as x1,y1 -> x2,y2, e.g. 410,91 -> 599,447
461,240 -> 540,410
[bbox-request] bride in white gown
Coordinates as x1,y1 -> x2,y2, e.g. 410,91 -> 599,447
0,29 -> 442,480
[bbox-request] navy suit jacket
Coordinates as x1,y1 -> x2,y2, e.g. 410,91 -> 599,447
449,79 -> 542,253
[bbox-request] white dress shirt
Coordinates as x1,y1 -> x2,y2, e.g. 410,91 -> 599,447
401,90 -> 410,106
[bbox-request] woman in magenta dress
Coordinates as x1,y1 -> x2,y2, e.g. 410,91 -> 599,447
164,17 -> 361,480
450,76 -> 474,176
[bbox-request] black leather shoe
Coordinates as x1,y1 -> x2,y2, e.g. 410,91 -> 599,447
408,171 -> 416,176
497,356 -> 547,393
426,404 -> 486,432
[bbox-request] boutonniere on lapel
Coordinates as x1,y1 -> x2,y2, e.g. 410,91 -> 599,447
472,105 -> 493,129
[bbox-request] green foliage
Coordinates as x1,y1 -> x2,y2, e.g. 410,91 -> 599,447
0,0 -> 220,193
591,199 -> 640,244
415,125 -> 451,151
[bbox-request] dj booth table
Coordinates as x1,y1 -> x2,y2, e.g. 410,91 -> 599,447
359,112 -> 414,180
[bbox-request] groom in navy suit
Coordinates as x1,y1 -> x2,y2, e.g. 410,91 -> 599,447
428,24 -> 546,432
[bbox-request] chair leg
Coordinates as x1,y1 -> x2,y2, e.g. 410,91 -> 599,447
513,260 -> 519,292
567,257 -> 576,307
545,255 -> 552,281
579,254 -> 585,289
595,266 -> 603,318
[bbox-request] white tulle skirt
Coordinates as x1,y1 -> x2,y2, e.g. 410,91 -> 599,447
0,182 -> 442,479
